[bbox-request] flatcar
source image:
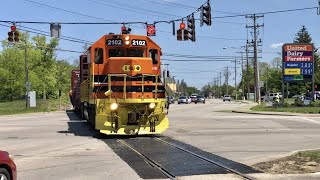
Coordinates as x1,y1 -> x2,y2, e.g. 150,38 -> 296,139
72,27 -> 169,135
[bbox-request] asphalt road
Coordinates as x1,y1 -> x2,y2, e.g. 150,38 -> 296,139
1,99 -> 320,179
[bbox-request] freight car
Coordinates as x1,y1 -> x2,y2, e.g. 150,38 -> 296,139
72,27 -> 169,135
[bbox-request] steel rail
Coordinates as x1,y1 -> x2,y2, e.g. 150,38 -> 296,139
117,140 -> 176,180
156,138 -> 256,180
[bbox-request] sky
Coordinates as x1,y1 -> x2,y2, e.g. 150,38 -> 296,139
1,0 -> 320,89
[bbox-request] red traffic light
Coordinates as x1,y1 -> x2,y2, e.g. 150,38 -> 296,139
10,25 -> 16,31
121,26 -> 126,31
180,22 -> 185,29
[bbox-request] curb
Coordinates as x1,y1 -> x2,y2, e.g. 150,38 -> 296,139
231,110 -> 298,116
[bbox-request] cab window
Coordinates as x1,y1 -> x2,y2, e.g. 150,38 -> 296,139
94,48 -> 103,64
127,49 -> 144,57
149,49 -> 158,64
109,49 -> 125,57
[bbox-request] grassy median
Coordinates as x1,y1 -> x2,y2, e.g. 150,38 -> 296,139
254,150 -> 320,174
251,105 -> 320,114
0,96 -> 71,116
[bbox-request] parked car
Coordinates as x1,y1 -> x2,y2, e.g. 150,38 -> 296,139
223,95 -> 231,102
0,150 -> 17,180
196,95 -> 205,104
190,93 -> 198,102
265,93 -> 283,101
178,96 -> 189,104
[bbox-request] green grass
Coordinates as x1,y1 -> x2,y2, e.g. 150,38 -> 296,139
297,150 -> 320,161
251,103 -> 320,114
0,96 -> 71,116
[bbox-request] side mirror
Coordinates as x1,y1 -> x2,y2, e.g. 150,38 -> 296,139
94,48 -> 103,64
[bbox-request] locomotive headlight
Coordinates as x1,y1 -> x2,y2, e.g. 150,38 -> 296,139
149,103 -> 156,109
125,40 -> 130,45
125,36 -> 130,40
110,103 -> 118,111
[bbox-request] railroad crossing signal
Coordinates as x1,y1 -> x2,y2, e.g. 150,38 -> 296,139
8,25 -> 19,42
187,14 -> 196,42
201,1 -> 212,26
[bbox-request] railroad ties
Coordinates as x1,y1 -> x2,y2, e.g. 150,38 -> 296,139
103,137 -> 260,179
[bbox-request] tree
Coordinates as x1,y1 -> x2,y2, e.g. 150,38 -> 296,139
294,25 -> 312,43
0,33 -> 76,101
293,26 -> 320,89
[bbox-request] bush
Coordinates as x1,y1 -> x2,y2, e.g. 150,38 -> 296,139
310,101 -> 320,107
282,102 -> 290,107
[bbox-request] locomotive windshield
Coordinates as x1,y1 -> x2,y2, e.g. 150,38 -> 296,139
108,48 -> 145,57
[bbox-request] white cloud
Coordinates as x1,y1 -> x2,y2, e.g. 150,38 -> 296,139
270,43 -> 284,49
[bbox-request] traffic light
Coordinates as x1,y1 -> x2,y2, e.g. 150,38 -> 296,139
8,31 -> 14,42
14,31 -> 19,42
8,25 -> 19,42
201,1 -> 212,26
177,29 -> 182,41
187,15 -> 196,42
121,26 -> 131,34
183,29 -> 188,41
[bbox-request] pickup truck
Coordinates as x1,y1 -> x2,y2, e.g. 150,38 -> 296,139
190,94 -> 198,103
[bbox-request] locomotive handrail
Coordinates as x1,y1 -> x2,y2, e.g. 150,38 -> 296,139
106,74 -> 161,100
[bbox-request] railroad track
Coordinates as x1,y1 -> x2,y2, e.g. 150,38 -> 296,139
117,138 -> 256,180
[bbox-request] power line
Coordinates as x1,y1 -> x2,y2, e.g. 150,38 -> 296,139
90,0 -> 181,19
162,58 -> 237,62
257,6 -> 318,15
4,22 -> 94,44
25,0 -> 115,23
163,53 -> 242,58
1,40 -> 83,53
141,0 -> 197,9
12,2 -> 319,25
0,23 -> 91,45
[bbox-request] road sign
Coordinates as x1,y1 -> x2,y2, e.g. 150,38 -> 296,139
282,43 -> 314,82
258,81 -> 264,88
146,24 -> 156,36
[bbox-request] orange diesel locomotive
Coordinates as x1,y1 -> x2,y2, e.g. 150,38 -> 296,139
75,28 -> 169,135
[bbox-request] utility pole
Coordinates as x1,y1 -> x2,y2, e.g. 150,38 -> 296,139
225,66 -> 229,95
219,72 -> 222,98
266,66 -> 269,101
213,77 -> 217,98
246,43 -> 250,100
234,58 -> 237,100
246,14 -> 264,104
241,51 -> 245,99
24,36 -> 29,109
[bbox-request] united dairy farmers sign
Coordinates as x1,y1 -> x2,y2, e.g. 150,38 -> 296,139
282,43 -> 314,82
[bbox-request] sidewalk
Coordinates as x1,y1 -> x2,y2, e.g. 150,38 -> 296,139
232,101 -> 319,116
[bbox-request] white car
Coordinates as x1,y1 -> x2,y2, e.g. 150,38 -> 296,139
223,95 -> 231,102
178,96 -> 189,104
187,96 -> 192,104
265,93 -> 282,101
